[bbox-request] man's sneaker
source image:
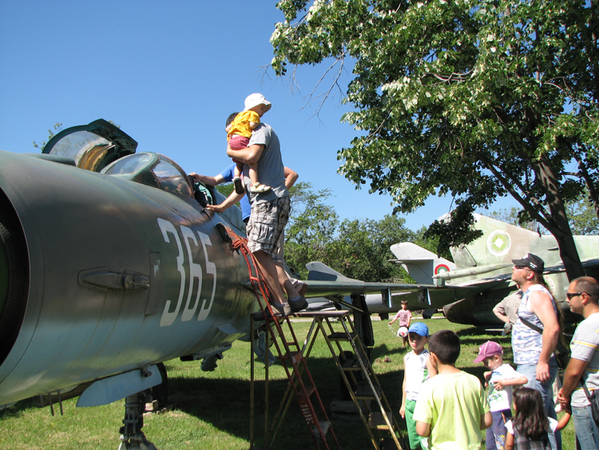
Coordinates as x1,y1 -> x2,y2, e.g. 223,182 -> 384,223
271,302 -> 292,316
249,183 -> 271,194
233,176 -> 245,194
289,296 -> 308,312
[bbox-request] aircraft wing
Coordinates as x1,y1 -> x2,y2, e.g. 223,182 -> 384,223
294,261 -> 515,311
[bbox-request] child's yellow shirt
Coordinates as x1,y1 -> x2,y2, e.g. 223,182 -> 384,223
227,110 -> 260,140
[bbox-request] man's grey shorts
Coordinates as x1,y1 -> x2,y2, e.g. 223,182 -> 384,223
247,196 -> 290,261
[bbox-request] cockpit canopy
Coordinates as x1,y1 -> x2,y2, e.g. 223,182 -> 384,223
42,119 -> 137,172
38,118 -> 244,229
102,152 -> 193,198
41,118 -> 193,199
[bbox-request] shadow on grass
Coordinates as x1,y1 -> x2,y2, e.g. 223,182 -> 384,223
0,397 -> 36,419
451,327 -> 510,353
372,342 -> 409,360
166,356 -> 405,450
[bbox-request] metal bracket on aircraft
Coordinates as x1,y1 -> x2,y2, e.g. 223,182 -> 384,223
78,267 -> 150,292
179,344 -> 233,366
417,288 -> 432,306
322,294 -> 364,313
382,288 -> 392,309
76,365 -> 162,407
215,222 -> 233,245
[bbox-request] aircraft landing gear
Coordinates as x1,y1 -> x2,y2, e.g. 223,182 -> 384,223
118,393 -> 158,450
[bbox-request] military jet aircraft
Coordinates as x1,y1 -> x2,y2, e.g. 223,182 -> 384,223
390,214 -> 599,325
0,119 -> 441,448
0,119 -> 270,447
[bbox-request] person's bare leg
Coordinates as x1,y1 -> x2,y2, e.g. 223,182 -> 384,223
253,250 -> 286,305
275,262 -> 307,311
275,262 -> 299,299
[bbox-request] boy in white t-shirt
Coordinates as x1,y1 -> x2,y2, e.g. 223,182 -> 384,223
400,322 -> 435,449
474,341 -> 528,450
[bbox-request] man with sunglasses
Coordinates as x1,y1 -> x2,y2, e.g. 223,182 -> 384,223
558,276 -> 599,449
511,253 -> 562,449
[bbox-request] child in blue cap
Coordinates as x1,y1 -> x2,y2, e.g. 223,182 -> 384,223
401,322 -> 435,449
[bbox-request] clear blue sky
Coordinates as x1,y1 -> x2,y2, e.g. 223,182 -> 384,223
0,1 -> 517,231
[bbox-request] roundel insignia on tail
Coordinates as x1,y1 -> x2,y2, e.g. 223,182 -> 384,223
487,230 -> 511,257
434,264 -> 450,275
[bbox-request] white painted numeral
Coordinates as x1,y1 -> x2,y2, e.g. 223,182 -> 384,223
158,219 -> 185,327
157,219 -> 217,326
197,233 -> 216,321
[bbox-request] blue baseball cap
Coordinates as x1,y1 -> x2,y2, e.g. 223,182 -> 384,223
408,322 -> 429,337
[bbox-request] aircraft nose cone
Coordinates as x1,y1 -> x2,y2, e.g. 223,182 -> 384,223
0,192 -> 29,366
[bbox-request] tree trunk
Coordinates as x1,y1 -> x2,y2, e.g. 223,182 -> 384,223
549,221 -> 586,280
536,156 -> 585,280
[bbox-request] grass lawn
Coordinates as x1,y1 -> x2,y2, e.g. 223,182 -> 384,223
0,314 -> 576,449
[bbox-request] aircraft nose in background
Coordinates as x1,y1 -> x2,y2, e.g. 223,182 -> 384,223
0,191 -> 29,368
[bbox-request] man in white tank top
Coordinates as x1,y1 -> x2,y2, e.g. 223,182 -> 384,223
511,253 -> 561,450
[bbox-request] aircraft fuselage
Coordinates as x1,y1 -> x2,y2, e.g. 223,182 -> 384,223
0,149 -> 258,407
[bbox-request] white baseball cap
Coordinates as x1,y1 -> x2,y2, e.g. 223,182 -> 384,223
244,93 -> 272,112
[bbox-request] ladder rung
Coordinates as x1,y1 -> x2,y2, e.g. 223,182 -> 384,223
282,341 -> 300,350
327,331 -> 357,341
342,358 -> 362,371
298,385 -> 316,399
281,350 -> 303,365
368,411 -> 393,430
312,420 -> 331,438
355,383 -> 381,399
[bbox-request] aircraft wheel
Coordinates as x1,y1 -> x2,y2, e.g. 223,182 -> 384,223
422,308 -> 435,319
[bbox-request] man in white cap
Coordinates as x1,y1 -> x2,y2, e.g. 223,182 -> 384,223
208,94 -> 307,316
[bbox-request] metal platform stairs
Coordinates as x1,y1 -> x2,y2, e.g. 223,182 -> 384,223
249,309 -> 404,450
228,227 -> 402,450
298,310 -> 403,450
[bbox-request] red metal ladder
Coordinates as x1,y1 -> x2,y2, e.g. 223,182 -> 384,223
229,231 -> 340,450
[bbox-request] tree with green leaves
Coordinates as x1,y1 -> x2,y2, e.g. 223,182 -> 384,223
331,215 -> 414,281
285,181 -> 414,281
489,199 -> 599,235
285,182 -> 340,276
567,197 -> 599,235
271,0 -> 599,280
33,123 -> 63,150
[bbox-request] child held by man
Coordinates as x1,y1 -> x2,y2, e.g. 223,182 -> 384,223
414,330 -> 492,450
474,341 -> 528,450
226,93 -> 272,194
400,322 -> 435,450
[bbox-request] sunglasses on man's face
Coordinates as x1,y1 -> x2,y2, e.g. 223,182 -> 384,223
566,292 -> 583,300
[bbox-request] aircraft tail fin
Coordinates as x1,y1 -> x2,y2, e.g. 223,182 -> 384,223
390,243 -> 455,284
306,261 -> 358,282
449,213 -> 549,269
